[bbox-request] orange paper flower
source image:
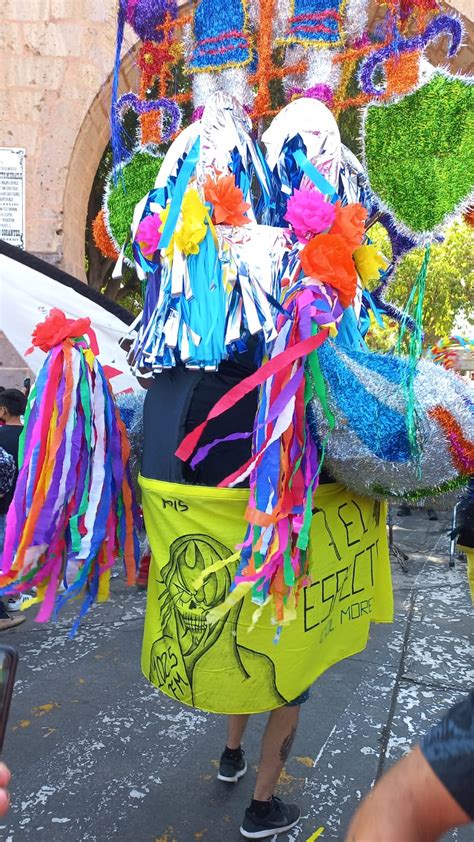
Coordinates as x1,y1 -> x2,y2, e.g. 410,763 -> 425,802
203,175 -> 251,227
300,233 -> 358,308
330,202 -> 368,250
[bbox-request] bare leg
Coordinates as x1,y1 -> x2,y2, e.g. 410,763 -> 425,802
253,705 -> 300,801
226,714 -> 250,749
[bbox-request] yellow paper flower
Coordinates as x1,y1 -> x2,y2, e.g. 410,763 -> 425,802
353,244 -> 388,286
175,189 -> 208,256
158,189 -> 209,261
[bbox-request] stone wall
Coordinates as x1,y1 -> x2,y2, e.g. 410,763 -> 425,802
0,331 -> 33,390
0,0 -> 138,279
0,0 -> 473,285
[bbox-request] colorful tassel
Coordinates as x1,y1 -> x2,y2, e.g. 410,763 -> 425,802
0,310 -> 140,635
177,265 -> 343,625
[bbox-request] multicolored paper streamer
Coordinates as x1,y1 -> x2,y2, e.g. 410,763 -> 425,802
0,310 -> 140,635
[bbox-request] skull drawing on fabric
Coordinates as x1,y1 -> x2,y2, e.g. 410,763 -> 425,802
160,534 -> 235,655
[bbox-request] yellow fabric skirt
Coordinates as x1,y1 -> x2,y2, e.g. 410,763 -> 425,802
140,477 -> 393,714
458,546 -> 474,603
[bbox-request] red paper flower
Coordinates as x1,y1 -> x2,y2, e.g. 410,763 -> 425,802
300,233 -> 358,308
27,309 -> 94,354
203,175 -> 251,226
330,202 -> 368,250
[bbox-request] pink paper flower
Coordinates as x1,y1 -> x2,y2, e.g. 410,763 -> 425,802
284,189 -> 336,243
136,212 -> 162,257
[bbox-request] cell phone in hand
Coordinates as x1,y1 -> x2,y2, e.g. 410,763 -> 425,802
0,647 -> 18,753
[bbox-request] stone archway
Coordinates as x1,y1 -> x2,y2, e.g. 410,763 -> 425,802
62,53 -> 139,281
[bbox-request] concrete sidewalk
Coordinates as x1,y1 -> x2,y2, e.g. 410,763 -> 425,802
1,509 -> 472,842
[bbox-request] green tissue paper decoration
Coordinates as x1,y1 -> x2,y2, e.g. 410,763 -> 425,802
363,73 -> 474,237
105,147 -> 164,263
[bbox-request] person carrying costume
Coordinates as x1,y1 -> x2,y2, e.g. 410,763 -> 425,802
135,93 -> 395,838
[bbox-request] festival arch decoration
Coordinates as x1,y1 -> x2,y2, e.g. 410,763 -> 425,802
2,0 -> 473,717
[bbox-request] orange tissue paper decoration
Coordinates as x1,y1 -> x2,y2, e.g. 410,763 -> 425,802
203,175 -> 251,226
330,202 -> 368,250
301,233 -> 358,308
92,210 -> 119,260
463,207 -> 474,228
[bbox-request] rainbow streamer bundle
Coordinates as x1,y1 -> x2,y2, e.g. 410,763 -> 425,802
429,335 -> 474,370
177,275 -> 342,624
0,310 -> 140,634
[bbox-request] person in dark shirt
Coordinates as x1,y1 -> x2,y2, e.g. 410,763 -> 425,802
0,449 -> 15,498
345,692 -> 473,841
0,389 -> 27,630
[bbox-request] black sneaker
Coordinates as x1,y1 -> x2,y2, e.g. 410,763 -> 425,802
217,748 -> 247,782
240,796 -> 301,838
397,503 -> 411,516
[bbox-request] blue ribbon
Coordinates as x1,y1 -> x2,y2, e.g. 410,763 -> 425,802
159,137 -> 201,251
335,306 -> 367,351
292,149 -> 339,202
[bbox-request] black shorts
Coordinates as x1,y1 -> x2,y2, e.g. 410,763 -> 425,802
287,688 -> 310,706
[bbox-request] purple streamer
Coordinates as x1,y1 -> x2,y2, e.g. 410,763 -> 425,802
358,38 -> 422,96
304,85 -> 334,106
190,367 -> 305,470
422,14 -> 463,58
351,34 -> 370,49
288,84 -> 334,107
192,106 -> 205,122
378,211 -> 417,262
370,264 -> 417,332
126,0 -> 177,42
358,14 -> 462,97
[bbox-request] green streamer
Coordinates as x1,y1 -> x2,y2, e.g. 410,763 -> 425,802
19,382 -> 37,468
397,244 -> 430,462
372,474 -> 468,502
70,354 -> 93,552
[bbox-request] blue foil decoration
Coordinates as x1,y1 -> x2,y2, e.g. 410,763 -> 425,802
281,0 -> 344,46
317,343 -> 412,462
189,0 -> 251,72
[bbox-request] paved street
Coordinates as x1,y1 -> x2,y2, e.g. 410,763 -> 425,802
1,509 -> 473,842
